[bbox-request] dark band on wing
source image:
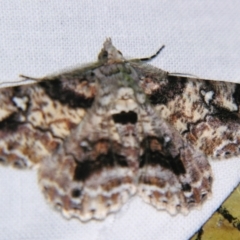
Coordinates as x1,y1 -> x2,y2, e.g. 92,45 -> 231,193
0,113 -> 22,132
112,111 -> 138,125
233,84 -> 240,106
39,79 -> 94,109
212,106 -> 240,122
139,136 -> 186,175
73,150 -> 129,181
147,76 -> 187,105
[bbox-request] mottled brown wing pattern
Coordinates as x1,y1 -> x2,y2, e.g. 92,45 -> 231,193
0,38 -> 237,222
138,135 -> 212,215
0,74 -> 96,168
37,39 -> 212,221
38,69 -> 140,221
138,73 -> 240,159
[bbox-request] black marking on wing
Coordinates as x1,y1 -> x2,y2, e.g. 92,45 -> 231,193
39,79 -> 94,109
73,151 -> 128,181
181,183 -> 192,192
112,111 -> 138,125
71,188 -> 82,198
213,106 -> 240,122
148,75 -> 187,105
140,136 -> 186,175
0,113 -> 22,132
233,84 -> 240,106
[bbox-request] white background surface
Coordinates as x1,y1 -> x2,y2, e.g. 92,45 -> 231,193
0,1 -> 240,240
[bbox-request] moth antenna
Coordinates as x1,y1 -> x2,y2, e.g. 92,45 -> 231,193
0,76 -> 39,87
19,74 -> 42,81
139,45 -> 165,62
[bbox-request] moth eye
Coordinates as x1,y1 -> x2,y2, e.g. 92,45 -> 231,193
98,50 -> 108,61
102,50 -> 108,58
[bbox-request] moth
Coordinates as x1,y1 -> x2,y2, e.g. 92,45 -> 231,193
0,38 -> 239,222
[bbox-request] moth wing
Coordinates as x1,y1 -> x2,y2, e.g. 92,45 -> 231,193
0,71 -> 96,168
136,107 -> 212,214
38,108 -> 137,221
135,65 -> 240,159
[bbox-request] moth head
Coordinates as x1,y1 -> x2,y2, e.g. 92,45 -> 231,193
98,38 -> 125,64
